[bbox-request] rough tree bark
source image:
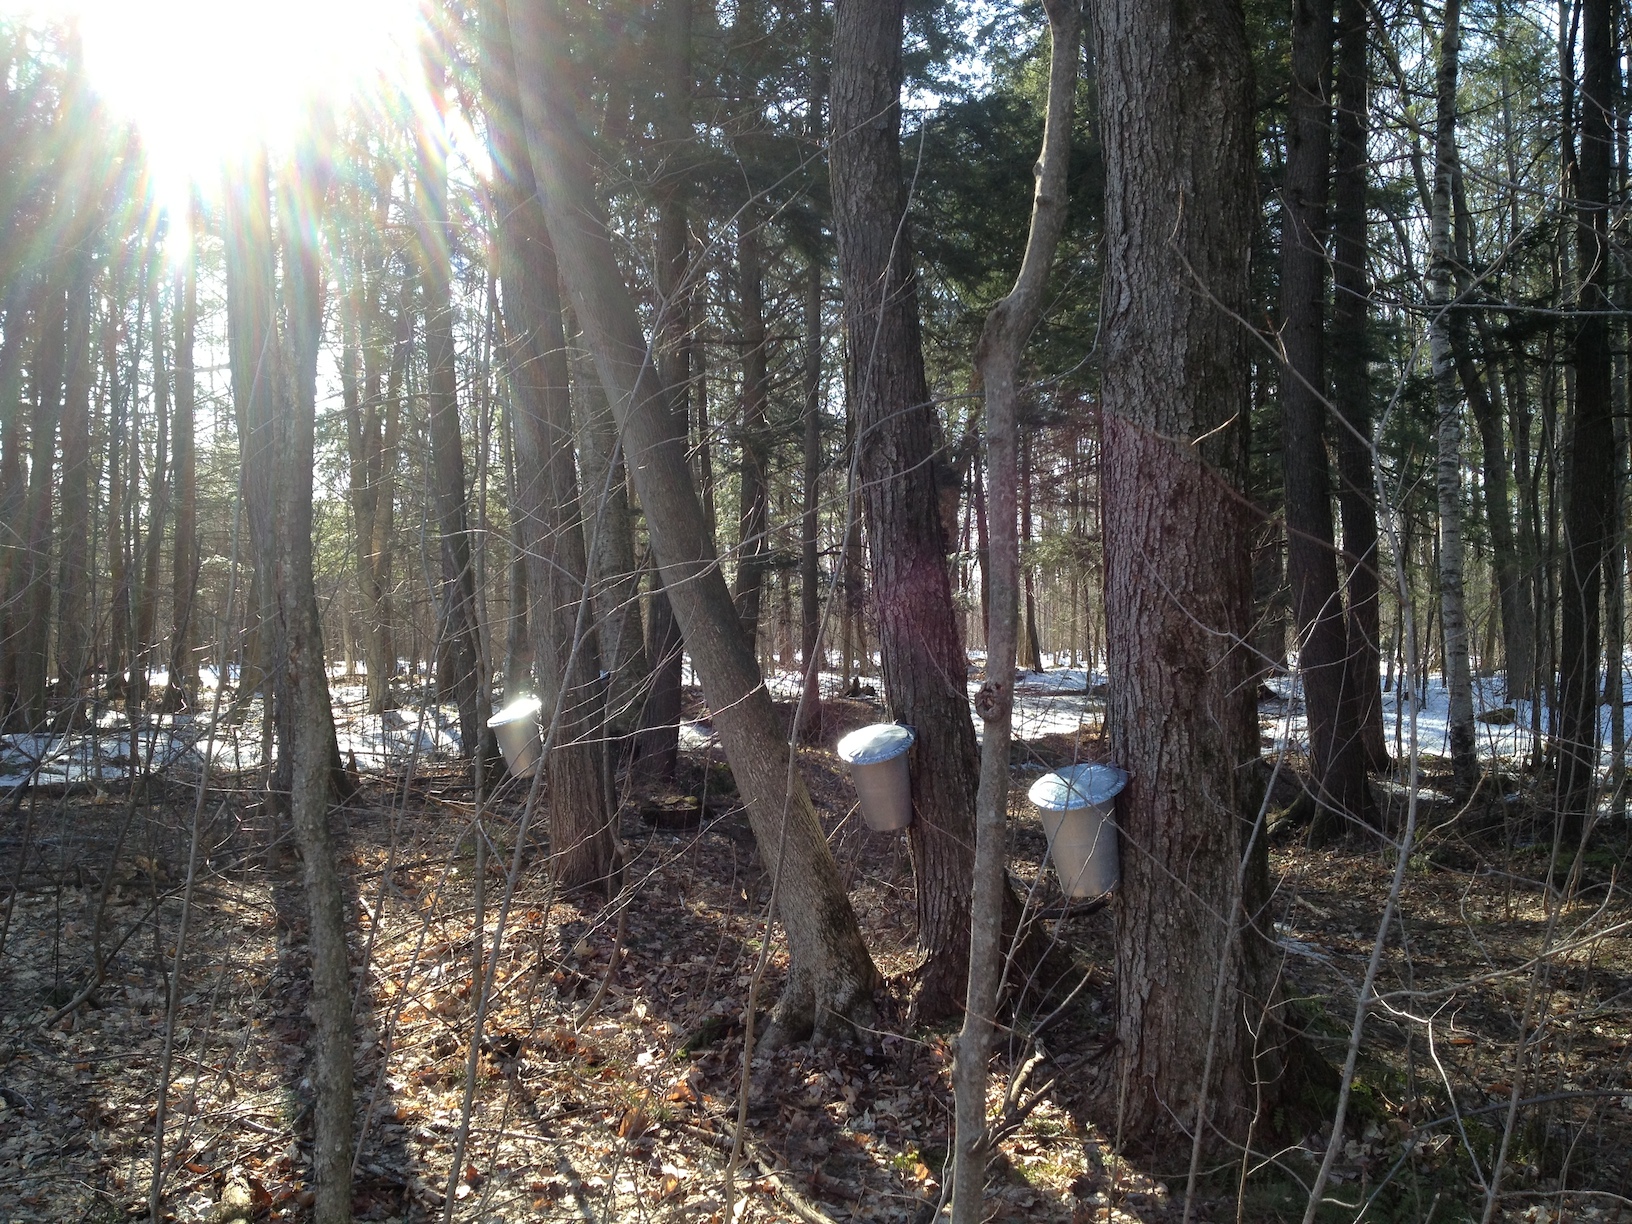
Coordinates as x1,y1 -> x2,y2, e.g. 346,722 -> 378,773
1330,0 -> 1388,772
830,0 -> 1010,1022
1556,0 -> 1615,837
952,3 -> 1078,1216
505,0 -> 878,1041
1279,0 -> 1373,839
1426,0 -> 1479,796
1095,0 -> 1303,1148
483,0 -> 614,890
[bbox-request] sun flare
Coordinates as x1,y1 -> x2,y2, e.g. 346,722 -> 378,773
4,0 -> 426,215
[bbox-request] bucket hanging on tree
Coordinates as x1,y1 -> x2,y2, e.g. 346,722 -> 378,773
1028,763 -> 1127,897
836,723 -> 916,831
488,694 -> 544,779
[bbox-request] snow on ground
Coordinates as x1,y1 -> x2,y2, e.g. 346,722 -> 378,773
8,651 -> 1632,788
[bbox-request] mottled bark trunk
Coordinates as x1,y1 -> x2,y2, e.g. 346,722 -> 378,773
507,0 -> 878,1040
1427,0 -> 1479,795
1095,0 -> 1301,1148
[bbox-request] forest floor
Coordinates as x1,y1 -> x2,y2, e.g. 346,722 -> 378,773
1,682 -> 1631,1223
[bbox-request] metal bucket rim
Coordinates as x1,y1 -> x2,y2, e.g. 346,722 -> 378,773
1028,763 -> 1128,811
836,722 -> 916,765
488,694 -> 543,728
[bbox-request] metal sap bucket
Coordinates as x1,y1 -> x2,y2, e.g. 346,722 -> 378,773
488,695 -> 544,779
836,723 -> 916,832
1028,763 -> 1127,897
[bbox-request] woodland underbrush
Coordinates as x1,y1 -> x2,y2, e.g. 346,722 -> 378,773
0,703 -> 1628,1223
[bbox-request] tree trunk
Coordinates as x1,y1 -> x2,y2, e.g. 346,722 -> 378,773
130,274 -> 170,717
628,0 -> 694,787
164,215 -> 199,712
483,0 -> 614,890
11,273 -> 67,726
55,195 -> 97,723
1095,0 -> 1304,1149
506,0 -> 878,1041
277,145 -> 355,1224
831,0 -> 1001,1023
1427,0 -> 1480,795
799,250 -> 824,740
1556,0 -> 1616,837
1329,0 -> 1389,770
416,46 -> 487,766
1020,431 -> 1044,672
953,4 -> 1079,1216
733,211 -> 771,647
1279,0 -> 1373,839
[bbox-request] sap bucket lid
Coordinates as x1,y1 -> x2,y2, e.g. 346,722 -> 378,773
487,694 -> 543,727
1028,763 -> 1128,811
836,723 -> 916,765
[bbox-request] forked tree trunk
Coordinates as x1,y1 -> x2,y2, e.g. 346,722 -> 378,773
505,0 -> 878,1042
1095,0 -> 1307,1149
952,3 -> 1078,1216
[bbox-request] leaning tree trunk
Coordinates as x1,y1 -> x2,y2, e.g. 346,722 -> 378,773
483,0 -> 614,890
1279,0 -> 1373,840
1556,0 -> 1616,839
831,0 -> 1009,1023
505,0 -> 879,1042
952,3 -> 1078,1217
1095,0 -> 1305,1150
1427,0 -> 1479,796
